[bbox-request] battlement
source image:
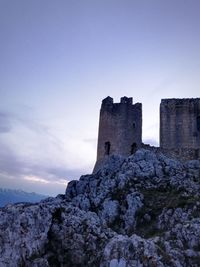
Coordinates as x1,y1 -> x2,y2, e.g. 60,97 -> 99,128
120,96 -> 133,104
102,96 -> 113,106
101,96 -> 141,111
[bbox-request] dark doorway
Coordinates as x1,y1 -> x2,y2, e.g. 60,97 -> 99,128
105,141 -> 111,155
131,143 -> 137,154
197,116 -> 200,131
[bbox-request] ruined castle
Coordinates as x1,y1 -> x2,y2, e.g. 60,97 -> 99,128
94,96 -> 200,172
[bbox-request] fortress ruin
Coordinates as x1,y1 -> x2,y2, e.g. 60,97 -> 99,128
94,96 -> 200,172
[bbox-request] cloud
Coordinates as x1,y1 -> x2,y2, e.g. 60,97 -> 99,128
0,108 -> 89,196
0,109 -> 62,149
0,172 -> 68,196
143,138 -> 159,147
0,140 -> 83,191
0,144 -> 82,196
24,175 -> 67,186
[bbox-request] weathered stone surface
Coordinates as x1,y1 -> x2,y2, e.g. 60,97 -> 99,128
160,98 -> 200,150
94,97 -> 200,173
0,197 -> 113,267
94,96 -> 142,173
100,234 -> 165,267
1,149 -> 200,266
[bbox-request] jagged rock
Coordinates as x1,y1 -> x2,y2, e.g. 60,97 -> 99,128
100,199 -> 120,225
0,149 -> 200,266
100,234 -> 165,267
124,192 -> 143,234
0,197 -> 113,267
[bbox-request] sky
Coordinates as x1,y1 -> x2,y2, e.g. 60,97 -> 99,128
0,0 -> 200,196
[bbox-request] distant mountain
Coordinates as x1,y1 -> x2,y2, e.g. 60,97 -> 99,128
0,188 -> 48,207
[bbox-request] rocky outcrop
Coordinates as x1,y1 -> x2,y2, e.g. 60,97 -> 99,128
0,149 -> 200,266
0,197 -> 113,267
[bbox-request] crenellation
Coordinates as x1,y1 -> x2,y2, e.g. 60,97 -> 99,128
120,96 -> 133,104
102,96 -> 113,106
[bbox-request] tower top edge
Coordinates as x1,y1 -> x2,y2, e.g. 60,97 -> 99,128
101,96 -> 141,107
161,98 -> 200,105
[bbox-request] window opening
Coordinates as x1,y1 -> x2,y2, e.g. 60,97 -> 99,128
105,141 -> 111,155
131,143 -> 137,154
197,116 -> 200,131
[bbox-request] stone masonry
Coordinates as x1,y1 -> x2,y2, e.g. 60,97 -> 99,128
160,98 -> 200,149
93,96 -> 142,172
160,98 -> 200,161
94,97 -> 200,172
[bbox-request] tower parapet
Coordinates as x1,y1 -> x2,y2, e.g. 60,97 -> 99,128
120,96 -> 133,105
102,96 -> 113,106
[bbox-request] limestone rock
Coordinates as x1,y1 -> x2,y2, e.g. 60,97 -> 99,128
1,149 -> 200,266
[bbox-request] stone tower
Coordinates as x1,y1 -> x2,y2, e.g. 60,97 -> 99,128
94,96 -> 142,172
160,98 -> 200,158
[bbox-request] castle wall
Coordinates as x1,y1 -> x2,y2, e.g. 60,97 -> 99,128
160,98 -> 200,150
94,97 -> 200,173
142,143 -> 200,161
96,96 -> 142,162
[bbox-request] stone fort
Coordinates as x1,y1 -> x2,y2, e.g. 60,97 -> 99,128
94,96 -> 200,172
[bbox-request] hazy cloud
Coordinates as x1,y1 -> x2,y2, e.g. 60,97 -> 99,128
0,108 -> 87,195
143,138 -> 159,147
0,109 -> 62,148
0,142 -> 83,196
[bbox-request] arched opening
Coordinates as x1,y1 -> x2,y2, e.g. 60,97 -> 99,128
131,143 -> 137,154
105,141 -> 111,155
197,116 -> 200,131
